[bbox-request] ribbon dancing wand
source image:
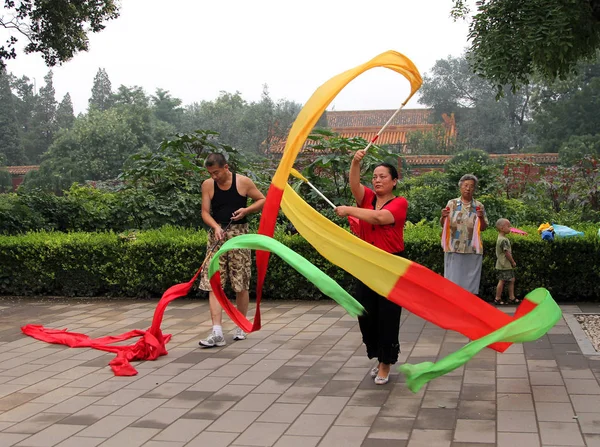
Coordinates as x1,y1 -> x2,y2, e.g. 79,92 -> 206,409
289,168 -> 336,209
362,102 -> 407,153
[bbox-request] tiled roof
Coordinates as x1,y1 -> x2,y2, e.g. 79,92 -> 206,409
336,129 -> 409,145
265,109 -> 454,154
402,153 -> 559,166
4,165 -> 40,175
327,109 -> 432,128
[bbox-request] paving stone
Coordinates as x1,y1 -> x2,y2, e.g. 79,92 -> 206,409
318,425 -> 369,447
564,378 -> 600,394
258,403 -> 306,424
53,437 -> 104,447
460,384 -> 495,401
496,364 -> 528,378
303,396 -> 348,415
76,415 -> 138,438
54,405 -> 116,425
408,429 -> 452,447
421,391 -> 459,409
572,394 -> 600,412
531,385 -> 570,402
233,421 -> 289,446
0,402 -> 52,423
463,370 -> 495,385
366,416 -> 413,440
497,410 -> 537,432
584,434 -> 600,446
4,412 -> 69,434
527,359 -> 559,372
496,393 -> 534,411
538,421 -> 586,446
453,419 -> 495,444
347,390 -> 390,407
0,433 -> 30,446
496,432 -> 540,446
271,435 -> 320,447
561,368 -> 596,379
535,401 -> 576,422
130,406 -> 189,429
576,412 -> 600,434
379,397 -> 420,417
94,427 -> 160,447
285,413 -> 336,436
414,408 -> 457,430
496,378 -> 531,393
457,400 -> 496,420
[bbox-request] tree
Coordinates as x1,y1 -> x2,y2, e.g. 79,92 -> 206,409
29,108 -> 145,191
444,149 -> 502,196
56,93 -> 75,130
452,0 -> 600,94
531,56 -> 600,152
0,67 -> 25,164
419,55 -> 532,153
88,68 -> 113,111
9,75 -> 36,136
151,88 -> 183,127
1,0 -> 119,67
26,71 -> 57,163
112,85 -> 149,108
180,88 -> 301,155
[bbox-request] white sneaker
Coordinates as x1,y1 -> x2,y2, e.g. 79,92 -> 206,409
233,328 -> 246,341
199,332 -> 226,348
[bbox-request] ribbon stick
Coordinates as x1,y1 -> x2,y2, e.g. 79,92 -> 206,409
290,168 -> 336,209
363,103 -> 408,153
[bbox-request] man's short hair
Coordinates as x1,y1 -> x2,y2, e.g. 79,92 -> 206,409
205,153 -> 228,168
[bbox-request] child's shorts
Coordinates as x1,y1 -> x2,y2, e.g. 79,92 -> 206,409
497,269 -> 515,282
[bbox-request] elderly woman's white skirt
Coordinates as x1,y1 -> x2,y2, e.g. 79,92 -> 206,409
444,252 -> 483,295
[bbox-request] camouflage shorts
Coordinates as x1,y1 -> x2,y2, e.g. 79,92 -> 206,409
497,269 -> 515,282
199,223 -> 251,293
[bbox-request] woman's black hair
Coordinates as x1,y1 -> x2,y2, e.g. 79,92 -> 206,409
375,162 -> 399,180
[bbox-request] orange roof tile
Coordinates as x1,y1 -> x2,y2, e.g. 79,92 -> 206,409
4,165 -> 40,175
336,130 -> 408,145
326,109 -> 432,127
402,153 -> 559,166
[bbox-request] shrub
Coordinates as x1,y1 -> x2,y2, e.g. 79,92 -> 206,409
1,225 -> 597,302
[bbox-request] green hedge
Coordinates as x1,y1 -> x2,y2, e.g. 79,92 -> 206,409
0,225 -> 598,302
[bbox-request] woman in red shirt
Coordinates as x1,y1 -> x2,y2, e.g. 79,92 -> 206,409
335,149 -> 408,385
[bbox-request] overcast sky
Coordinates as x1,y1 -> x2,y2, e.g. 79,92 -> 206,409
4,0 -> 472,115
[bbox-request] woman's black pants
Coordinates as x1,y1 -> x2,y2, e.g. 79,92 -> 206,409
355,281 -> 402,365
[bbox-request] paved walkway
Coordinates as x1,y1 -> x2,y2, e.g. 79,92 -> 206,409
0,297 -> 598,447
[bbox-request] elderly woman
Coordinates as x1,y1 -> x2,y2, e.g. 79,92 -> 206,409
440,174 -> 488,294
335,149 -> 408,385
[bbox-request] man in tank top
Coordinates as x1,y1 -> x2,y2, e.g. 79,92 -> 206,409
198,153 -> 265,347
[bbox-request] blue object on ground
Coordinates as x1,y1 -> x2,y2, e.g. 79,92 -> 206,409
552,224 -> 584,238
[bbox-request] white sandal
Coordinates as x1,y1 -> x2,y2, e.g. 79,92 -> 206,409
370,366 -> 379,378
374,374 -> 389,385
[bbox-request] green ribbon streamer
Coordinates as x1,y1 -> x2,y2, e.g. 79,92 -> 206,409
399,287 -> 562,392
208,234 -> 365,318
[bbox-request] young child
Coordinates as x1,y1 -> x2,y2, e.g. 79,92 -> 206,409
494,218 -> 519,305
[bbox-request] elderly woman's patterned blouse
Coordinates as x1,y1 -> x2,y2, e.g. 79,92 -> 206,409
444,198 -> 488,254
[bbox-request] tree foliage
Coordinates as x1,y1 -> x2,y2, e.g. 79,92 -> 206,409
419,55 -> 532,153
531,56 -> 600,152
25,71 -> 57,163
88,68 -> 113,111
55,93 -> 75,130
1,0 -> 119,67
0,67 -> 24,164
452,0 -> 600,94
